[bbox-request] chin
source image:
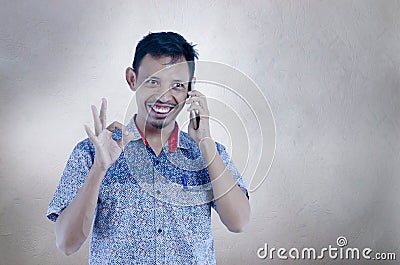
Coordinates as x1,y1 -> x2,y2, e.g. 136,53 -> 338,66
148,117 -> 173,130
149,121 -> 165,129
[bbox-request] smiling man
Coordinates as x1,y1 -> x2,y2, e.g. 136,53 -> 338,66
47,32 -> 250,264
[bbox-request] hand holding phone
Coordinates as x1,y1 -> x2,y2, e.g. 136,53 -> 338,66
188,82 -> 200,130
186,87 -> 212,145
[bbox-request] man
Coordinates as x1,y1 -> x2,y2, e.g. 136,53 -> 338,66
47,32 -> 250,264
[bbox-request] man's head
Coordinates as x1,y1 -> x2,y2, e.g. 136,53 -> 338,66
126,32 -> 198,131
132,32 -> 198,80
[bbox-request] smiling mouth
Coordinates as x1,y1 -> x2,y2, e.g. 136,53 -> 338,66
149,103 -> 176,116
152,105 -> 172,113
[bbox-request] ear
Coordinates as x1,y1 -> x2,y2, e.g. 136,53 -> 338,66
125,67 -> 137,92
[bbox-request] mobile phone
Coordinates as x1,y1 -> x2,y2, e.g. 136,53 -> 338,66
188,82 -> 200,130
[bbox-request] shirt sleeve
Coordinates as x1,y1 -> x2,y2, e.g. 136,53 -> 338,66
46,139 -> 94,222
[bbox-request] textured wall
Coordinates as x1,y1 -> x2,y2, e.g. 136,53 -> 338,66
1,1 -> 399,264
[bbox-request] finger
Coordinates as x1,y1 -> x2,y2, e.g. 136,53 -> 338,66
188,107 -> 208,126
99,98 -> 107,130
188,90 -> 204,97
186,94 -> 208,110
106,121 -> 126,132
91,105 -> 102,136
188,109 -> 201,130
187,104 -> 204,113
189,109 -> 196,119
185,97 -> 202,106
84,125 -> 99,145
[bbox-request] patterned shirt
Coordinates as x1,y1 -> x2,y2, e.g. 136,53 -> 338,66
47,117 -> 248,265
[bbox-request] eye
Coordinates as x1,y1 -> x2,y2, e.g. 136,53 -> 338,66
145,79 -> 159,87
147,79 -> 158,85
173,83 -> 186,89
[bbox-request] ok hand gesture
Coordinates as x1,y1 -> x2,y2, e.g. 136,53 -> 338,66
84,98 -> 134,172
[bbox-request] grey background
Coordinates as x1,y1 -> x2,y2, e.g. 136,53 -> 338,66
1,0 -> 399,264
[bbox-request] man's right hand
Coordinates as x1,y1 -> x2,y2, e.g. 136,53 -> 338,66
84,98 -> 134,172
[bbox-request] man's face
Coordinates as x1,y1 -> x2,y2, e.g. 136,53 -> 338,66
133,54 -> 191,130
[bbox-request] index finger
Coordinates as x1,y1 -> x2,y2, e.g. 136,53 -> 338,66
107,121 -> 126,132
100,98 -> 107,130
187,90 -> 204,97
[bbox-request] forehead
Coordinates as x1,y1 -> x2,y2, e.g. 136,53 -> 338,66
137,54 -> 190,80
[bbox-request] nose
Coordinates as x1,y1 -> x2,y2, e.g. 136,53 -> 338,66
157,84 -> 174,102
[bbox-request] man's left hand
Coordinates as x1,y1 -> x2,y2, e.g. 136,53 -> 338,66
186,90 -> 212,145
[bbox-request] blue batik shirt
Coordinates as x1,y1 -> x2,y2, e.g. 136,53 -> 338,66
47,116 -> 248,264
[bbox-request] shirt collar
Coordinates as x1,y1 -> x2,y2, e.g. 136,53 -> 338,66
126,115 -> 189,152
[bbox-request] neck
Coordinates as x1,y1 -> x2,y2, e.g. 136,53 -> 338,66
135,116 -> 176,155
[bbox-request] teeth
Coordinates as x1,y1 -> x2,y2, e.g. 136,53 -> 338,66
152,105 -> 171,114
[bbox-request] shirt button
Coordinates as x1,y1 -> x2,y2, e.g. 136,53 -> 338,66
154,159 -> 159,165
157,228 -> 163,234
156,190 -> 161,195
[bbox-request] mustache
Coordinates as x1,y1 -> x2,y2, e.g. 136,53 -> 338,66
147,100 -> 178,107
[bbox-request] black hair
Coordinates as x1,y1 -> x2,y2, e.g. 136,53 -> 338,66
132,32 -> 198,80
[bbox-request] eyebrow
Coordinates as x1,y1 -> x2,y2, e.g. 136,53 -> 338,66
144,76 -> 160,80
171,79 -> 188,83
143,76 -> 189,84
